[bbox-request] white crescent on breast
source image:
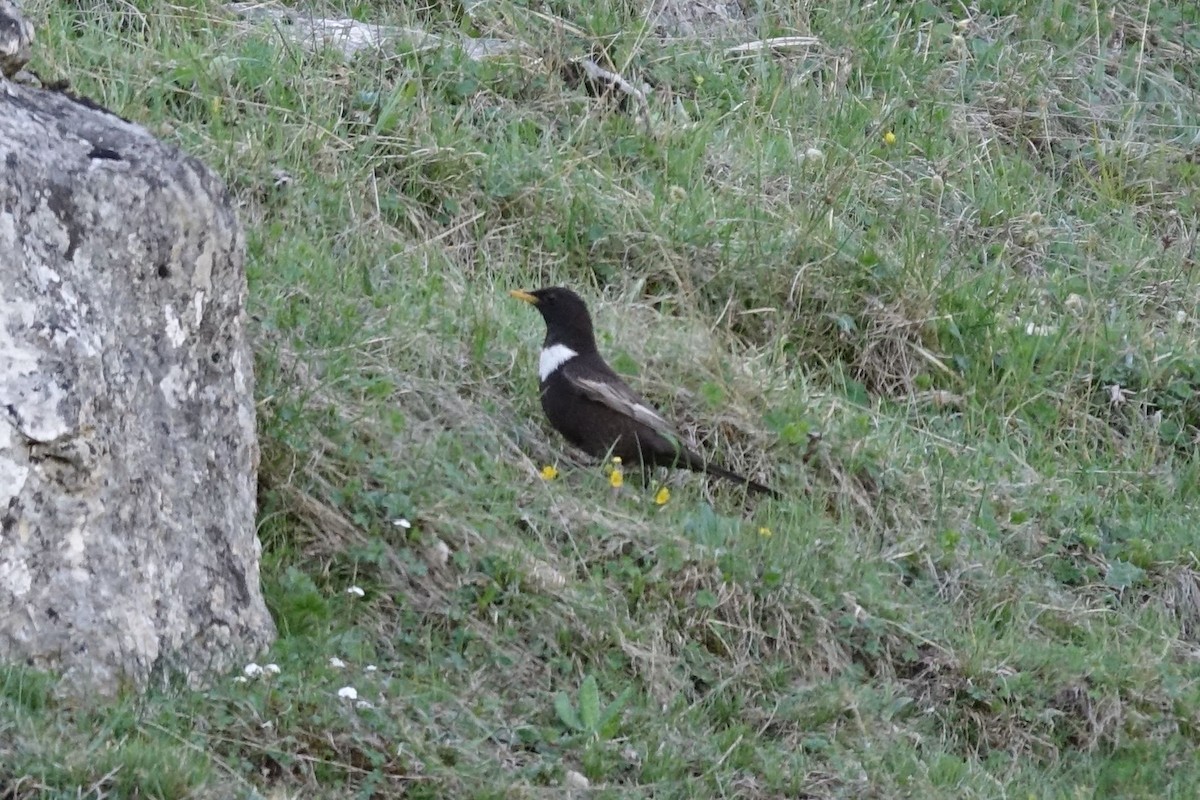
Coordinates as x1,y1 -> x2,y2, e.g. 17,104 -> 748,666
539,344 -> 579,381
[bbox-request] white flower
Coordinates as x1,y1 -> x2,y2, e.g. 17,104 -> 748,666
365,665 -> 378,672
337,686 -> 358,700
355,699 -> 374,710
243,663 -> 264,677
233,676 -> 249,684
263,663 -> 281,675
345,585 -> 365,597
329,657 -> 347,669
392,518 -> 412,529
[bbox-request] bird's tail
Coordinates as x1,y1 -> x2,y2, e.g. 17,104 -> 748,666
698,459 -> 780,498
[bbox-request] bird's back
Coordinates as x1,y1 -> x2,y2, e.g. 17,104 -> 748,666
540,362 -> 689,467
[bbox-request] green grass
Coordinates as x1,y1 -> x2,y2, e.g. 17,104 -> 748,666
5,0 -> 1200,796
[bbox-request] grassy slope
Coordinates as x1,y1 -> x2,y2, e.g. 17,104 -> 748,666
4,0 -> 1200,797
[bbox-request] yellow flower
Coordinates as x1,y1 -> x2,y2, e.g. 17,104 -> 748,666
609,467 -> 624,489
883,131 -> 896,145
758,526 -> 773,537
604,457 -> 624,488
540,465 -> 558,481
654,486 -> 670,505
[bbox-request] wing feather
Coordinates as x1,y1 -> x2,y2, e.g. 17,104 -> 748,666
563,368 -> 680,443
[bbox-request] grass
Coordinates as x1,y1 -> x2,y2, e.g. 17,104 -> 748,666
4,0 -> 1200,796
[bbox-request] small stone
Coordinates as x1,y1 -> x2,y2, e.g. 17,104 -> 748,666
563,770 -> 589,789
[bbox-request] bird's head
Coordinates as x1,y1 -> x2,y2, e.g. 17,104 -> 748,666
510,286 -> 597,353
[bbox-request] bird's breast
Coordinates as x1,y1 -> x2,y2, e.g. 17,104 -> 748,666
538,344 -> 579,381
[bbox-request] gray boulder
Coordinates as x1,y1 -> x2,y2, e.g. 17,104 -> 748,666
0,25 -> 275,694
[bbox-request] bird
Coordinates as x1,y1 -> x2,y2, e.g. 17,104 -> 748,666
510,286 -> 779,497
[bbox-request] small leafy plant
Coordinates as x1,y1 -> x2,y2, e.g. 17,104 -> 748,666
554,674 -> 632,742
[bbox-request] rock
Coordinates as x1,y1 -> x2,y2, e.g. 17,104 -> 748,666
0,1 -> 34,78
563,770 -> 590,789
648,0 -> 749,39
0,77 -> 275,694
228,1 -> 516,61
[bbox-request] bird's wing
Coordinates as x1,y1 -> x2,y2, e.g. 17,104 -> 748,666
562,366 -> 681,443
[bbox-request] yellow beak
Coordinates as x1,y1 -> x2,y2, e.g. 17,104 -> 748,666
509,289 -> 538,305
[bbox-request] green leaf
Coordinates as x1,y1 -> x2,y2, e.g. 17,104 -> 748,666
1104,559 -> 1145,590
779,420 -> 810,445
598,686 -> 634,739
699,381 -> 725,407
554,691 -> 583,732
610,351 -> 639,376
578,674 -> 600,732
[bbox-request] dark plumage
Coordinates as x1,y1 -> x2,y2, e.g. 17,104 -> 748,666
510,287 -> 779,497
